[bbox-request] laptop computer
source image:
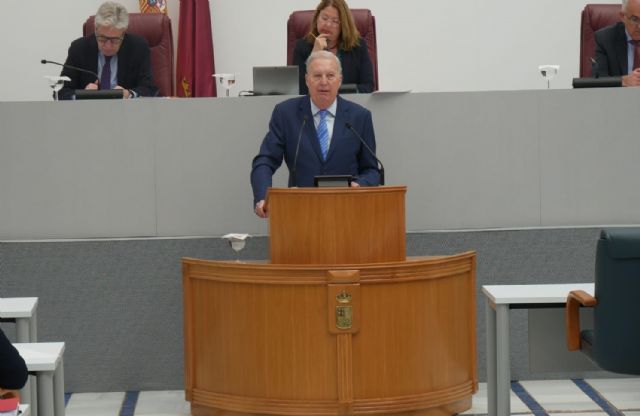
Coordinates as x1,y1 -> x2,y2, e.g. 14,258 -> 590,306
252,66 -> 299,96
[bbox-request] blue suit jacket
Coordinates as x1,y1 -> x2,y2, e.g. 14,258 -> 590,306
250,95 -> 380,204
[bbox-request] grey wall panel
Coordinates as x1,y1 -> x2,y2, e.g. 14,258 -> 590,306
363,92 -> 541,230
539,88 -> 640,225
0,101 -> 157,239
153,97 -> 278,237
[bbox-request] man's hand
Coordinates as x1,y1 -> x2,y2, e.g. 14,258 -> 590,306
114,86 -> 131,98
350,181 -> 360,188
255,200 -> 268,218
0,388 -> 19,399
85,80 -> 99,90
622,69 -> 640,86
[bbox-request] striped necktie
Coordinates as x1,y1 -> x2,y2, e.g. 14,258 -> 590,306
317,110 -> 329,160
100,56 -> 112,90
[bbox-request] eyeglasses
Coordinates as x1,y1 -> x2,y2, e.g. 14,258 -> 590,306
625,13 -> 640,26
96,34 -> 124,45
318,13 -> 340,27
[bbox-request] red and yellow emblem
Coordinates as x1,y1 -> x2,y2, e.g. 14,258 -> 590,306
139,0 -> 167,14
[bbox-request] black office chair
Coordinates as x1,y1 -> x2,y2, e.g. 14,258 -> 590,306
566,228 -> 640,375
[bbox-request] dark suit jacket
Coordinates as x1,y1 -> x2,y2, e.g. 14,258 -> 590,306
293,38 -> 374,94
250,95 -> 380,204
0,328 -> 28,390
58,33 -> 158,100
594,22 -> 629,76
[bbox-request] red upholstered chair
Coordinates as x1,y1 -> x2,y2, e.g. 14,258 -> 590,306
83,13 -> 174,96
580,4 -> 622,77
287,9 -> 378,90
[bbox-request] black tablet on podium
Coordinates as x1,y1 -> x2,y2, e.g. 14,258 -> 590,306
74,90 -> 124,100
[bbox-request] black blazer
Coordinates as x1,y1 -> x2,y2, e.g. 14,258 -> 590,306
293,38 -> 374,94
0,328 -> 28,390
594,22 -> 629,77
58,33 -> 158,100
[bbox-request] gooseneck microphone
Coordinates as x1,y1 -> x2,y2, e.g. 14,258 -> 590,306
290,115 -> 308,187
41,59 -> 99,82
345,122 -> 385,186
590,57 -> 600,79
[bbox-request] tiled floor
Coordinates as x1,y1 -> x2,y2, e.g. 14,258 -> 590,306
61,378 -> 640,416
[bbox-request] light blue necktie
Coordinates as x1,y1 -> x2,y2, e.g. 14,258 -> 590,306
317,110 -> 329,160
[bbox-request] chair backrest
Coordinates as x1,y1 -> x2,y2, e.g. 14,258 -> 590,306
592,228 -> 640,374
580,4 -> 622,77
83,13 -> 174,97
286,9 -> 378,90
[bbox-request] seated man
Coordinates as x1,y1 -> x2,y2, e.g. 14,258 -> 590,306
250,50 -> 381,218
58,1 -> 158,100
0,328 -> 28,394
594,0 -> 640,86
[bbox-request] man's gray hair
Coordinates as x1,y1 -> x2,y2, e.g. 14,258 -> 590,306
305,50 -> 343,74
95,1 -> 129,31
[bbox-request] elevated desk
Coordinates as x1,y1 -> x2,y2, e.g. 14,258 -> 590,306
482,283 -> 595,416
4,89 -> 640,240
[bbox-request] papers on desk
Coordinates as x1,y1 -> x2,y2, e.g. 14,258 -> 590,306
0,397 -> 19,416
372,90 -> 411,95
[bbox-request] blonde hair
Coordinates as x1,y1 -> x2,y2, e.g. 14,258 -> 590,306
304,0 -> 361,51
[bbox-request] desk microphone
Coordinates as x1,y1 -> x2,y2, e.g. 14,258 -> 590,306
345,122 -> 385,186
590,57 -> 600,79
290,115 -> 308,187
41,59 -> 99,82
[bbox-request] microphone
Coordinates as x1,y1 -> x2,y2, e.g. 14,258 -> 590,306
590,57 -> 600,79
345,122 -> 385,186
290,115 -> 308,187
41,59 -> 99,82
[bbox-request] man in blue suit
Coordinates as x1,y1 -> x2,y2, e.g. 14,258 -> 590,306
593,0 -> 640,86
250,50 -> 380,218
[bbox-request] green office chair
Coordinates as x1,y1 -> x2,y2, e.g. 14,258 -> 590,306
566,228 -> 640,375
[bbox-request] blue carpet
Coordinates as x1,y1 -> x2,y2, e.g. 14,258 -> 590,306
119,391 -> 139,416
572,379 -> 624,416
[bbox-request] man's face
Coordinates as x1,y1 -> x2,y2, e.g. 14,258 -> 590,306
305,57 -> 342,109
95,25 -> 125,56
622,0 -> 640,41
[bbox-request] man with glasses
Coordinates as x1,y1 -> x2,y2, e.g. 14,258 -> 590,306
593,0 -> 640,86
58,1 -> 157,100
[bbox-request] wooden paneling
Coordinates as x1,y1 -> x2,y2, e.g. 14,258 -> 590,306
267,187 -> 406,264
182,253 -> 477,415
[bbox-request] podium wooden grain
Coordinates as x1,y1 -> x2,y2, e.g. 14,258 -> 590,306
267,187 -> 406,264
183,186 -> 477,415
183,254 -> 477,415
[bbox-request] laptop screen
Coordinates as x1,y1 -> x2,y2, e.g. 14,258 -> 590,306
252,66 -> 299,96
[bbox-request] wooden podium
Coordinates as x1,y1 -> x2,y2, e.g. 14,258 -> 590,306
183,186 -> 477,415
268,187 -> 406,264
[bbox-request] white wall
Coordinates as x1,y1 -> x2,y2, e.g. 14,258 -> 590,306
0,0 -> 620,101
